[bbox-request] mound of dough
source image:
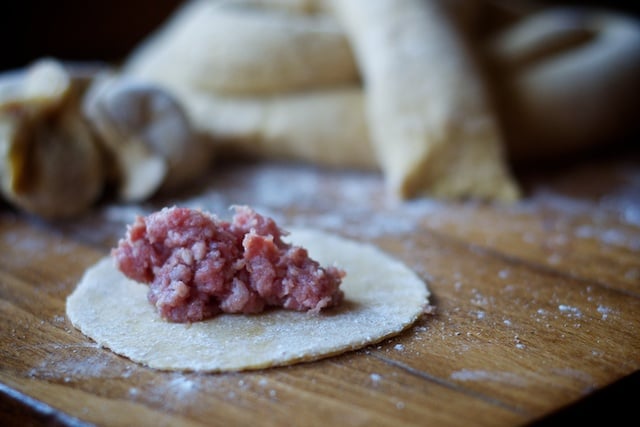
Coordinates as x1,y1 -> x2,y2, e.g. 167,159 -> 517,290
66,228 -> 430,372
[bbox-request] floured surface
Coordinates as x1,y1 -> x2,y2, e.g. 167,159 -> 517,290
3,154 -> 640,426
66,228 -> 430,372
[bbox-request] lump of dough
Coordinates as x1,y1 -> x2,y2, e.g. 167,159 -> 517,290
82,74 -> 213,202
0,59 -> 105,219
487,7 -> 640,161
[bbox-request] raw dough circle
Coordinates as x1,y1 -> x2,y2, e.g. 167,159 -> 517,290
66,228 -> 430,372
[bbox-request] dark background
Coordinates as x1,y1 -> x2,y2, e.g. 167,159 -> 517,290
0,0 -> 183,71
0,0 -> 639,71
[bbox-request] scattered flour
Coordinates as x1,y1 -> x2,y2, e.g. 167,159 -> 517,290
472,310 -> 486,320
514,335 -> 526,350
11,160 -> 636,408
469,289 -> 490,307
167,375 -> 197,397
558,305 -> 582,318
27,350 -> 125,381
547,253 -> 562,265
551,367 -> 594,384
450,369 -> 527,386
574,224 -> 640,250
596,305 -> 613,320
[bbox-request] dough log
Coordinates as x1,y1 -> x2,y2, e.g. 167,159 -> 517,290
328,0 -> 520,201
176,86 -> 376,171
125,0 -> 359,96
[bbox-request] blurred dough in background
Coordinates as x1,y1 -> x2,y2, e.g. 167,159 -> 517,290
123,0 -> 640,197
486,6 -> 640,161
1,0 -> 640,218
124,0 -> 521,201
124,0 -> 360,95
0,60 -> 105,219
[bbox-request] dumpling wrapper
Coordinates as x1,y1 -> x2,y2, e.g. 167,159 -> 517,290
66,228 -> 430,372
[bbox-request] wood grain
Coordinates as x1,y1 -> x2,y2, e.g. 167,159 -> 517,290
1,152 -> 639,426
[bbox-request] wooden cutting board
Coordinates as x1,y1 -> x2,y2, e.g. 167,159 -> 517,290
1,153 -> 639,426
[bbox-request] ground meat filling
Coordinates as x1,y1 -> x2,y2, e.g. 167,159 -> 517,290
112,206 -> 345,322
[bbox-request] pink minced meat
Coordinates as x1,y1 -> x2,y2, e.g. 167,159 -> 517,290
112,205 -> 345,322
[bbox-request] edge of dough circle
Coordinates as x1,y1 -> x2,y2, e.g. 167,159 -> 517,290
66,228 -> 430,372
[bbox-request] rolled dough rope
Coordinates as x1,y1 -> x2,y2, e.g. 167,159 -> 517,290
328,0 -> 520,201
174,86 -> 377,171
124,0 -> 359,96
487,7 -> 640,161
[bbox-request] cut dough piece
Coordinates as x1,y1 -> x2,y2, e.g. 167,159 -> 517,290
66,228 -> 430,372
